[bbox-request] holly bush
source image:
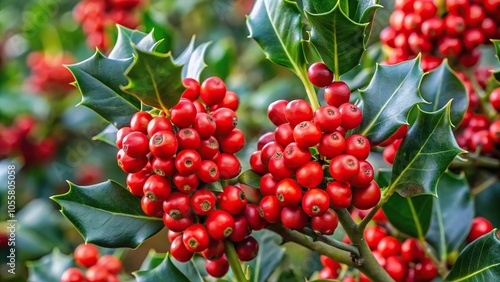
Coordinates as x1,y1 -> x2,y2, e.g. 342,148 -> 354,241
1,0 -> 500,281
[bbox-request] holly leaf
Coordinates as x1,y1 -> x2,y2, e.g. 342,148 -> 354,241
426,171 -> 473,259
26,249 -> 74,282
350,0 -> 383,23
184,42 -> 211,81
238,169 -> 262,190
140,250 -> 166,270
51,180 -> 164,248
171,257 -> 204,282
66,52 -> 141,128
390,103 -> 466,197
303,0 -> 336,13
247,0 -> 306,75
109,25 -> 159,60
122,47 -> 185,112
173,36 -> 196,66
305,0 -> 380,77
493,40 -> 500,83
445,230 -> 500,281
377,169 -> 433,238
356,56 -> 426,145
134,254 -> 190,282
247,230 -> 286,282
93,124 -> 118,147
420,60 -> 468,127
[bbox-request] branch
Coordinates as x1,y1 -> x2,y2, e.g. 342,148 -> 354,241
299,227 -> 360,257
450,153 -> 500,170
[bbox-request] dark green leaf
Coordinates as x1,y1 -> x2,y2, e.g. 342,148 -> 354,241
123,47 -> 185,112
140,250 -> 166,270
353,0 -> 383,23
66,52 -> 141,128
171,257 -> 204,282
26,249 -> 74,282
426,172 -> 473,258
93,124 -> 118,147
51,180 -> 164,248
247,0 -> 306,75
184,42 -> 211,81
420,60 -> 468,127
493,40 -> 500,83
238,169 -> 262,189
109,25 -> 158,60
134,254 -> 190,282
205,181 -> 224,192
356,56 -> 426,145
445,230 -> 500,281
475,180 -> 500,227
390,103 -> 466,197
379,168 -> 433,238
248,230 -> 286,282
303,0 -> 336,13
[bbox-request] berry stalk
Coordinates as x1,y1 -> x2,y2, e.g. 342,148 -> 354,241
224,240 -> 249,282
297,70 -> 321,111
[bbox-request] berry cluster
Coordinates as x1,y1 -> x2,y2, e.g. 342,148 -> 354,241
116,77 -> 260,277
380,0 -> 500,71
73,0 -> 144,50
249,62 -> 380,235
25,51 -> 75,96
0,115 -> 57,166
60,243 -> 123,282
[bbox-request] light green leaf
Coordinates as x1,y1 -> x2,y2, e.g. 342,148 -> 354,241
238,169 -> 262,190
109,25 -> 158,60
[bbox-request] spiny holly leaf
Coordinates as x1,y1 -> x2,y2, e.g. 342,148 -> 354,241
247,0 -> 306,75
184,42 -> 211,81
109,25 -> 159,60
134,254 -> 190,282
51,180 -> 164,248
171,257 -> 204,282
174,36 -> 196,66
122,47 -> 185,112
356,56 -> 426,145
238,169 -> 262,189
445,230 -> 500,281
378,169 -> 433,238
426,171 -> 473,259
93,124 -> 118,147
26,249 -> 74,282
140,250 -> 166,270
349,0 -> 383,23
420,60 -> 468,127
493,40 -> 500,83
247,230 -> 286,282
303,0 -> 335,13
390,103 -> 466,197
66,52 -> 141,128
305,0 -> 380,77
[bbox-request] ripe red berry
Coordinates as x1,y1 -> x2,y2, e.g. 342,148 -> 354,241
149,130 -> 178,159
205,255 -> 229,278
259,195 -> 282,223
151,157 -> 175,177
326,181 -> 352,209
183,223 -> 210,252
170,235 -> 194,262
147,116 -> 173,137
413,0 -> 437,19
218,185 -> 248,215
249,151 -> 267,175
245,204 -> 268,230
414,258 -> 439,281
421,17 -> 444,39
345,134 -> 370,160
351,181 -> 381,210
275,178 -> 303,207
116,149 -> 148,173
377,236 -> 402,258
85,265 -> 109,282
302,188 -> 330,216
163,213 -> 193,232
267,100 -> 289,126
74,243 -> 99,268
206,210 -> 235,240
196,160 -> 219,183
198,136 -> 219,160
274,123 -> 294,147
385,256 -> 408,282
268,152 -> 295,180
467,217 -> 494,243
181,78 -> 200,101
490,120 -> 500,143
122,131 -> 149,158
141,196 -> 164,217
216,153 -> 241,179
96,255 -> 122,274
380,26 -> 398,48
307,62 -> 333,87
313,106 -> 342,132
212,108 -> 238,136
350,160 -> 375,188
318,267 -> 338,280
329,154 -> 360,183
261,141 -> 284,166
170,98 -> 197,128
200,77 -> 226,106
283,142 -> 311,169
229,216 -> 251,242
285,99 -> 313,127
364,225 -> 387,250
318,131 -> 345,159
130,111 -> 152,133
143,174 -> 172,201
193,113 -> 216,138
219,128 -> 245,154
444,14 -> 466,35
175,149 -> 201,176
281,206 -> 308,230
489,88 -> 500,112
311,208 -> 339,235
235,236 -> 259,261
257,132 -> 275,150
126,169 -> 151,196
339,103 -> 362,130
296,161 -> 324,188
173,173 -> 199,194
116,127 -> 132,148
293,121 -> 322,148
176,128 -> 201,150
202,239 -> 225,261
401,238 -> 425,263
324,81 -> 351,107
446,0 -> 469,16
320,255 -> 341,271
469,130 -> 495,154
60,268 -> 85,282
213,90 -> 239,111
163,192 -> 191,219
190,189 -> 216,215
168,230 -> 182,242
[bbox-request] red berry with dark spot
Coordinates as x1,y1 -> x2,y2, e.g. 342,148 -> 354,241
326,181 -> 352,209
218,185 -> 248,215
206,210 -> 235,240
205,255 -> 229,278
191,189 -> 216,215
183,223 -> 210,252
307,62 -> 333,87
302,188 -> 330,216
311,208 -> 338,235
170,235 -> 193,262
143,174 -> 172,202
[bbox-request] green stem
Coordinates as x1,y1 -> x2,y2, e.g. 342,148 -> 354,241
299,227 -> 360,257
358,188 -> 395,231
471,176 -> 498,197
450,153 -> 500,170
224,240 -> 249,282
298,71 -> 321,111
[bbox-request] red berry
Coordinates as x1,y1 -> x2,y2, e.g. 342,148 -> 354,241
181,78 -> 200,101
229,216 -> 251,242
490,120 -> 500,143
173,173 -> 199,194
293,121 -> 322,148
170,235 -> 194,262
219,128 -> 245,153
130,112 -> 152,133
163,192 -> 190,219
249,150 -> 267,175
446,0 -> 469,16
198,136 -> 219,160
275,178 -> 303,207
339,103 -> 362,129
216,153 -> 241,179
126,169 -> 151,196
413,0 -> 437,19
307,62 -> 333,87
380,26 -> 398,48
122,131 -> 149,158
235,236 -> 259,261
311,208 -> 339,235
193,113 -> 216,138
385,256 -> 408,282
283,142 -> 312,169
318,131 -> 346,159
116,149 -> 148,173
96,255 -> 122,274
469,130 -> 495,154
268,152 -> 295,180
202,239 -> 225,261
320,255 -> 341,272
141,196 -> 164,217
257,132 -> 275,150
421,17 -> 444,39
197,160 -> 219,183
176,128 -> 201,150
206,210 -> 235,240
245,204 -> 268,230
489,88 -> 500,112
318,267 -> 337,280
259,195 -> 282,223
259,173 -> 278,196
401,238 -> 425,263
74,243 -> 99,268
329,154 -> 360,183
218,185 -> 248,215
193,100 -> 207,113
149,131 -> 178,159
324,81 -> 350,107
170,98 -> 197,128
212,108 -> 238,136
296,161 -> 324,188
326,181 -> 352,209
168,230 -> 182,242
285,99 -> 313,127
205,255 -> 229,278
261,141 -> 284,166
60,268 -> 85,282
345,134 -> 370,160
200,77 -> 226,106
190,189 -> 216,215
85,265 -> 109,282
143,174 -> 172,201
147,116 -> 173,137
175,149 -> 201,176
351,181 -> 381,210
439,37 -> 462,57
267,100 -> 289,126
183,223 -> 210,252
116,127 -> 132,149
444,14 -> 466,35
414,258 -> 439,281
152,157 -> 176,177
377,236 -> 402,258
302,188 -> 330,216
213,90 -> 239,111
313,106 -> 342,132
364,225 -> 387,250
274,123 -> 295,147
163,213 -> 193,232
281,206 -> 308,229
467,217 -> 494,243
350,160 -> 375,188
